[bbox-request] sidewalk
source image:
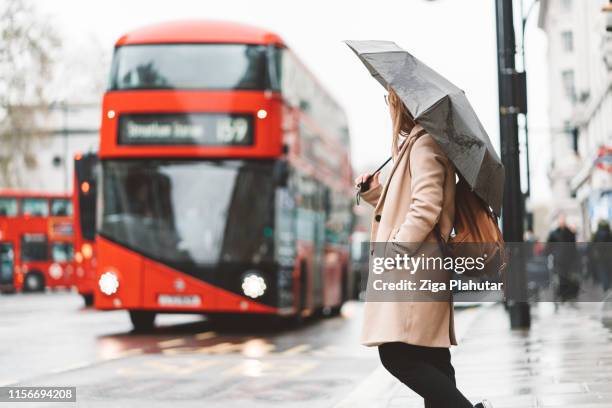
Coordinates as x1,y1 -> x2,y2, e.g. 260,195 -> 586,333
338,302 -> 612,408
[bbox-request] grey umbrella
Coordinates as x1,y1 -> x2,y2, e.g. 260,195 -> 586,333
345,40 -> 504,215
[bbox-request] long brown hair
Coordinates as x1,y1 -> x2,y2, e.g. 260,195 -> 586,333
388,88 -> 416,159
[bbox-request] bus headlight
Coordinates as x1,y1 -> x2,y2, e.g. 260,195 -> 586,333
99,271 -> 119,296
49,263 -> 63,280
241,273 -> 266,299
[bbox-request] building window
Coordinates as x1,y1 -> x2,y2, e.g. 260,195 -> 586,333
571,127 -> 579,154
561,70 -> 576,101
561,0 -> 572,11
561,31 -> 574,52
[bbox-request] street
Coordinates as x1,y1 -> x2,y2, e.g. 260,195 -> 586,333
0,292 -> 381,407
3,293 -> 612,407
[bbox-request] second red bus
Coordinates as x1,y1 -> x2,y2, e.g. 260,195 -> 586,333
0,190 -> 75,292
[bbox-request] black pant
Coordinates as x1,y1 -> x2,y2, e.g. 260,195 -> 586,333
378,342 -> 473,408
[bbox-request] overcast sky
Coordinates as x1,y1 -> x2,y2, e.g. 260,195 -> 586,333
37,0 -> 552,203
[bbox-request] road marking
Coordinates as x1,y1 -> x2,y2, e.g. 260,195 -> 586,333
33,347 -> 146,380
102,348 -> 144,361
158,338 -> 186,348
162,339 -> 276,356
195,331 -> 216,340
197,342 -> 241,354
312,345 -> 339,356
223,359 -> 319,378
282,344 -> 311,355
118,359 -> 221,376
241,338 -> 276,357
162,347 -> 198,355
285,360 -> 319,377
119,348 -> 144,357
49,361 -> 91,374
334,366 -> 397,408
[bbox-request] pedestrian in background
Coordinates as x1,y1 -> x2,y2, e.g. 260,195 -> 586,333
591,220 -> 612,293
546,214 -> 579,302
355,89 -> 491,408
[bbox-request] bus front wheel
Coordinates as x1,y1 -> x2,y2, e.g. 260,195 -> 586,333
82,294 -> 94,307
129,310 -> 156,332
23,272 -> 45,293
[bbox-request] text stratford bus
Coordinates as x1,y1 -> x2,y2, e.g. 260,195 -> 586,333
72,152 -> 98,306
95,20 -> 354,331
0,190 -> 75,292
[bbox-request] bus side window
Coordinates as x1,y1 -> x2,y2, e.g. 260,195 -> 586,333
52,242 -> 74,262
0,198 -> 18,217
23,198 -> 49,217
51,199 -> 73,217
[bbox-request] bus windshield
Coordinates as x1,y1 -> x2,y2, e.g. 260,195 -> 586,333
110,44 -> 270,90
100,160 -> 275,267
21,234 -> 48,262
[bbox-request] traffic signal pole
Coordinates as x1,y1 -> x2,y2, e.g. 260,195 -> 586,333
495,0 -> 531,329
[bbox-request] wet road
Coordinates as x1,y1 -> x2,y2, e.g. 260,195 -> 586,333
0,292 -> 380,407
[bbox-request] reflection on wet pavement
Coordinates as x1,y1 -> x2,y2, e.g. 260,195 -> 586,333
0,293 -> 378,407
388,303 -> 612,407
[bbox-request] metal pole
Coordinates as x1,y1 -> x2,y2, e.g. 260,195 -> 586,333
495,0 -> 531,329
520,0 -> 533,200
62,102 -> 69,193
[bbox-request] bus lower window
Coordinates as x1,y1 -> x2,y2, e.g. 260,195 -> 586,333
51,242 -> 74,262
21,235 -> 49,262
0,243 -> 14,284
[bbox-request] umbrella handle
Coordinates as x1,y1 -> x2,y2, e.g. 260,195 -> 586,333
358,176 -> 373,193
358,156 -> 393,193
355,155 -> 393,205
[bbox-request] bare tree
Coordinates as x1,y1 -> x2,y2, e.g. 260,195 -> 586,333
0,0 -> 60,187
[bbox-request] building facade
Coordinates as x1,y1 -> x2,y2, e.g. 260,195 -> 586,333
539,0 -> 612,240
0,103 -> 100,194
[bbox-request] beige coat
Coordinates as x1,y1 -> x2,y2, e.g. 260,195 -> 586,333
359,124 -> 457,348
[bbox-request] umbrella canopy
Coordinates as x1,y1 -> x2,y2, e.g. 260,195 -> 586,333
345,40 -> 504,215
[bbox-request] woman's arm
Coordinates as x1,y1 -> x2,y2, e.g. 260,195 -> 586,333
392,135 -> 448,251
359,184 -> 383,207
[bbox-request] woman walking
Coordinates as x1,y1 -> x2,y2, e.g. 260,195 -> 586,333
355,89 -> 491,408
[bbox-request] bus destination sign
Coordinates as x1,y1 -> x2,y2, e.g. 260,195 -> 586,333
118,113 -> 253,146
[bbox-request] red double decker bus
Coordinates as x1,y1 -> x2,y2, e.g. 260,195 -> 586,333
95,21 -> 354,331
0,190 -> 74,292
72,152 -> 99,305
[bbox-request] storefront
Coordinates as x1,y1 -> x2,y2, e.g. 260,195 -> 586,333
573,146 -> 612,240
